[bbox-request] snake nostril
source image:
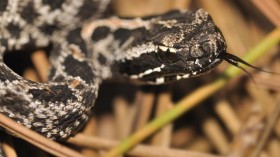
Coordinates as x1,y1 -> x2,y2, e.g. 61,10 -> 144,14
190,45 -> 204,58
201,42 -> 211,53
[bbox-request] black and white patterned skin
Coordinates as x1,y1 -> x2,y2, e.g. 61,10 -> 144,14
0,0 -> 232,140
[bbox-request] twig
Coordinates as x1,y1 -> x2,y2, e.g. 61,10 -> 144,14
0,113 -> 84,157
23,68 -> 40,82
254,75 -> 280,91
250,101 -> 280,157
215,101 -> 241,135
31,50 -> 50,82
203,118 -> 230,154
134,92 -> 155,130
151,93 -> 173,147
251,0 -> 280,27
1,137 -> 17,157
81,117 -> 98,157
68,134 -> 221,157
113,97 -> 131,139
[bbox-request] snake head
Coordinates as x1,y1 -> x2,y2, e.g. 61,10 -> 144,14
117,9 -> 227,84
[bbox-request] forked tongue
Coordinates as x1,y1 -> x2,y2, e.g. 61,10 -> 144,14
218,51 -> 278,82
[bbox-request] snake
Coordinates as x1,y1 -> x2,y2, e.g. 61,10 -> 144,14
0,0 -> 253,141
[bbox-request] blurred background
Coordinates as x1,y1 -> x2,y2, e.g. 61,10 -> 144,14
2,0 -> 280,157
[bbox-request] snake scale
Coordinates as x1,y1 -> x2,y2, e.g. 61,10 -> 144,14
0,0 -> 251,141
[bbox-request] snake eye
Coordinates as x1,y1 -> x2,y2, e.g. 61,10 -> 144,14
157,49 -> 180,64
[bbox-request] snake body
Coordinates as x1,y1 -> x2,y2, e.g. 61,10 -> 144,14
0,0 -> 232,140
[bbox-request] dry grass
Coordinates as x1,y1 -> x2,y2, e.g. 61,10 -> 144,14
0,0 -> 280,157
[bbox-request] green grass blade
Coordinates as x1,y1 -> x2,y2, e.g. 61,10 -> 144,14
103,28 -> 280,157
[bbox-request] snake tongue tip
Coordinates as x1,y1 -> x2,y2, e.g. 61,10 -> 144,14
221,51 -> 278,75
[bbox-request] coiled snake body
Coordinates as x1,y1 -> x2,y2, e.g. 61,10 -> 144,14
0,0 -> 240,140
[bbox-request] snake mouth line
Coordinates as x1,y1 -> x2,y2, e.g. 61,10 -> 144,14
144,57 -> 223,85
